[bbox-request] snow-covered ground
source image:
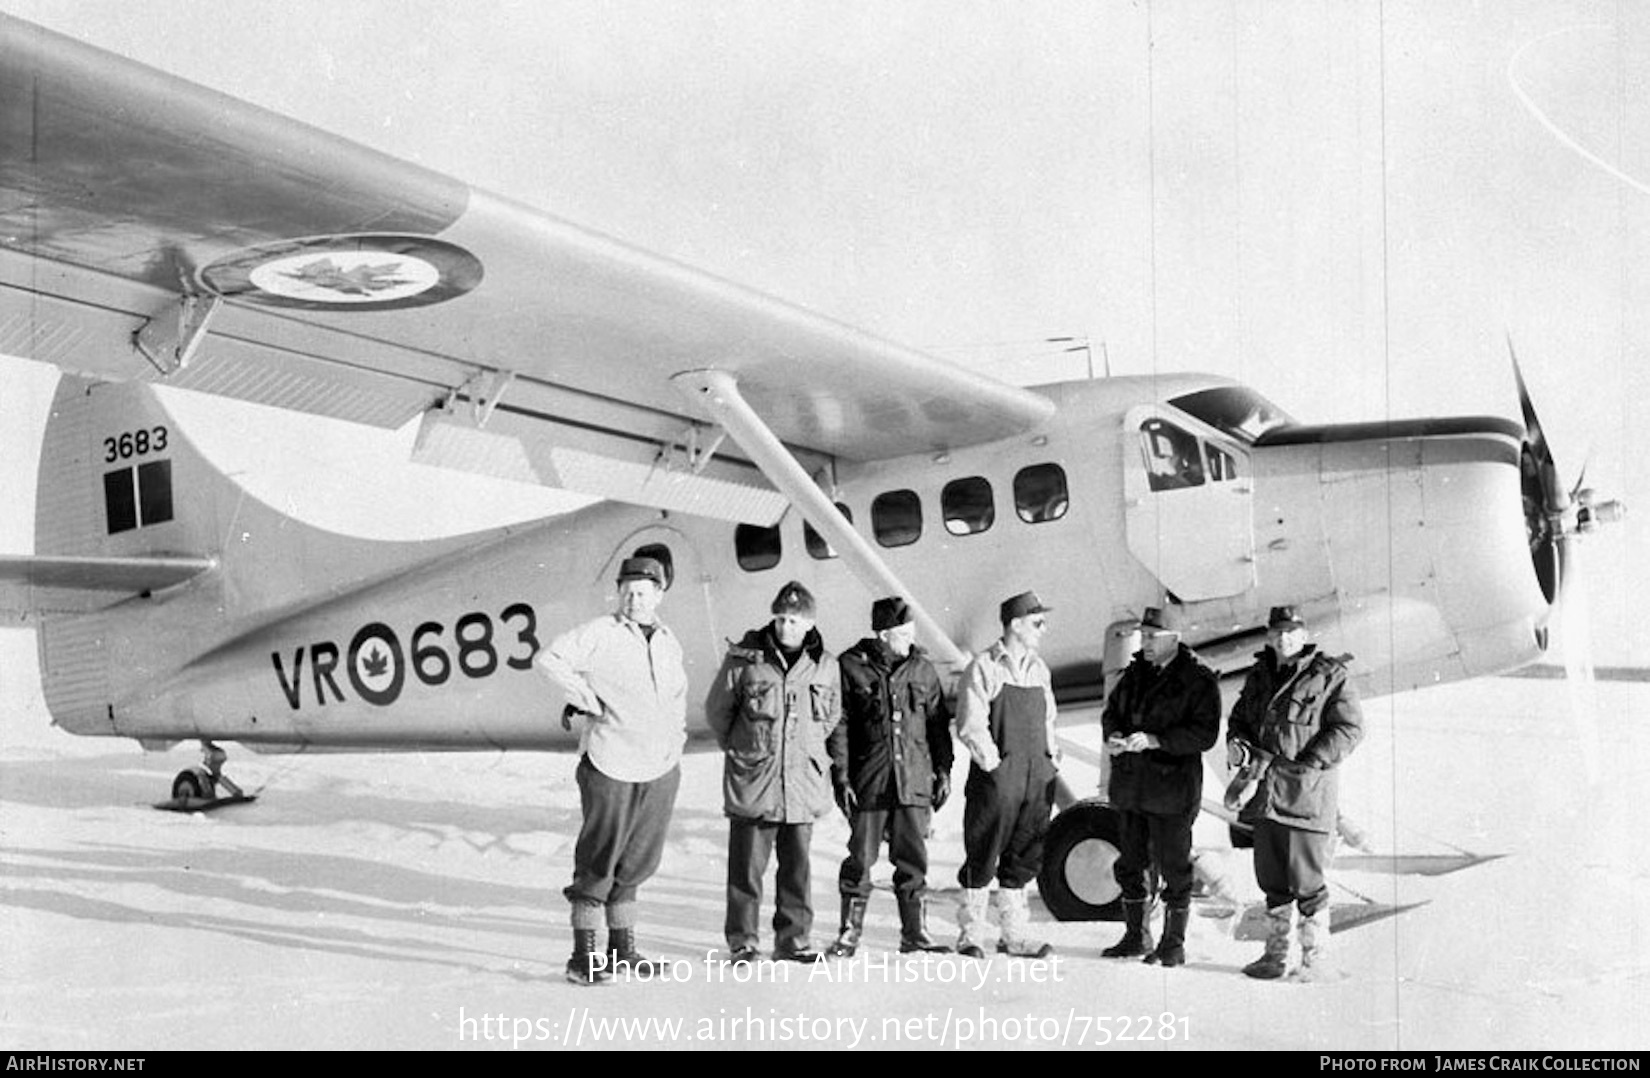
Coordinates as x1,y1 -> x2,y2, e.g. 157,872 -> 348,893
2,676 -> 1645,1051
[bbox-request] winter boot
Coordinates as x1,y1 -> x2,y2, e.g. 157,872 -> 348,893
898,894 -> 952,954
1144,904 -> 1189,967
607,927 -> 662,978
1242,903 -> 1293,980
773,942 -> 821,963
604,901 -> 658,978
1291,906 -> 1335,983
566,928 -> 612,986
827,896 -> 869,958
994,887 -> 1055,959
956,887 -> 991,958
1100,897 -> 1155,958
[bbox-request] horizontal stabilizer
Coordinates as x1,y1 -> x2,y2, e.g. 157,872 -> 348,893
0,554 -> 215,616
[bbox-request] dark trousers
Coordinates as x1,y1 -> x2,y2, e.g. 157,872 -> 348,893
563,755 -> 681,907
958,762 -> 1055,889
1112,805 -> 1198,908
1252,818 -> 1331,915
838,806 -> 931,902
726,818 -> 814,951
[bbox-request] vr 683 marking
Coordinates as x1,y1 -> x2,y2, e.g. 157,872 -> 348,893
270,602 -> 539,709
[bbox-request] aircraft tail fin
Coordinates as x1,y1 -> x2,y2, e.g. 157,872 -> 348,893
21,375 -> 478,736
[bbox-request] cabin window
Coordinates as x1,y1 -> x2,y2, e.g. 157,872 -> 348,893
1140,419 -> 1205,491
735,523 -> 782,571
942,477 -> 995,535
872,490 -> 923,547
804,503 -> 855,560
1013,463 -> 1068,523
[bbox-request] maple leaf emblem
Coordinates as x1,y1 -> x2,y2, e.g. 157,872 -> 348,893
360,645 -> 389,679
279,257 -> 414,296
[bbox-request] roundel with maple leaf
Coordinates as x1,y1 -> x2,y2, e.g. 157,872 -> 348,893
347,622 -> 406,707
199,234 -> 483,312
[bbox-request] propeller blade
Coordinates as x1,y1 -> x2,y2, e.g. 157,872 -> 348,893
1510,338 -> 1571,605
1558,539 -> 1604,784
1511,340 -> 1545,450
1569,458 -> 1590,505
1509,337 -> 1568,513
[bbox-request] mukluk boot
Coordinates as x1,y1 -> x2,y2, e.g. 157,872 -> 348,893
993,887 -> 1054,959
1290,906 -> 1336,983
1242,903 -> 1292,980
955,887 -> 991,959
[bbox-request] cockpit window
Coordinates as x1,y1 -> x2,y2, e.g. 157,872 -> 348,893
1141,419 -> 1205,491
1168,387 -> 1292,443
1206,444 -> 1239,482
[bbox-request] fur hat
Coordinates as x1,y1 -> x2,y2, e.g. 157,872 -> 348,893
771,581 -> 817,617
871,596 -> 913,631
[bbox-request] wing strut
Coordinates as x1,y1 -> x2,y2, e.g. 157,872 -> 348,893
672,369 -> 968,670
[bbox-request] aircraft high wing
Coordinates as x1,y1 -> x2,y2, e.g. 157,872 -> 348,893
0,15 -> 1051,470
1,12 -> 1067,663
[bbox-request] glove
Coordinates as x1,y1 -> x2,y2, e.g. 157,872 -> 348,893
931,771 -> 951,810
1223,742 -> 1275,812
834,782 -> 858,818
560,703 -> 594,731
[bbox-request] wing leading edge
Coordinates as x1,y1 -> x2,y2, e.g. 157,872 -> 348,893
0,14 -> 1055,475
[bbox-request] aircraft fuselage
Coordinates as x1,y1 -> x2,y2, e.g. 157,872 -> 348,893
42,373 -> 1550,752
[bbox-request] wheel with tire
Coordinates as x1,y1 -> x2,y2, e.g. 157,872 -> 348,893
172,767 -> 215,802
1037,799 -> 1125,921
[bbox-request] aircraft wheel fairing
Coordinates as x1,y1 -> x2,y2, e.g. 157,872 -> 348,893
171,767 -> 215,802
1038,799 -> 1124,922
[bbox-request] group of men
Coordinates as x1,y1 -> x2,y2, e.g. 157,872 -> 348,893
1099,603 -> 1364,981
537,554 -> 1362,987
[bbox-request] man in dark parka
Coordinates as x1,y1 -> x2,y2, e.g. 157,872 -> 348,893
1100,606 -> 1221,967
825,596 -> 954,956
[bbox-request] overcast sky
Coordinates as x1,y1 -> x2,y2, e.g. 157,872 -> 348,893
2,0 -> 1644,665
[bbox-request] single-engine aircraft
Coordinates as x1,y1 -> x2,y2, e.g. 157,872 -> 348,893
0,16 -> 1624,917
